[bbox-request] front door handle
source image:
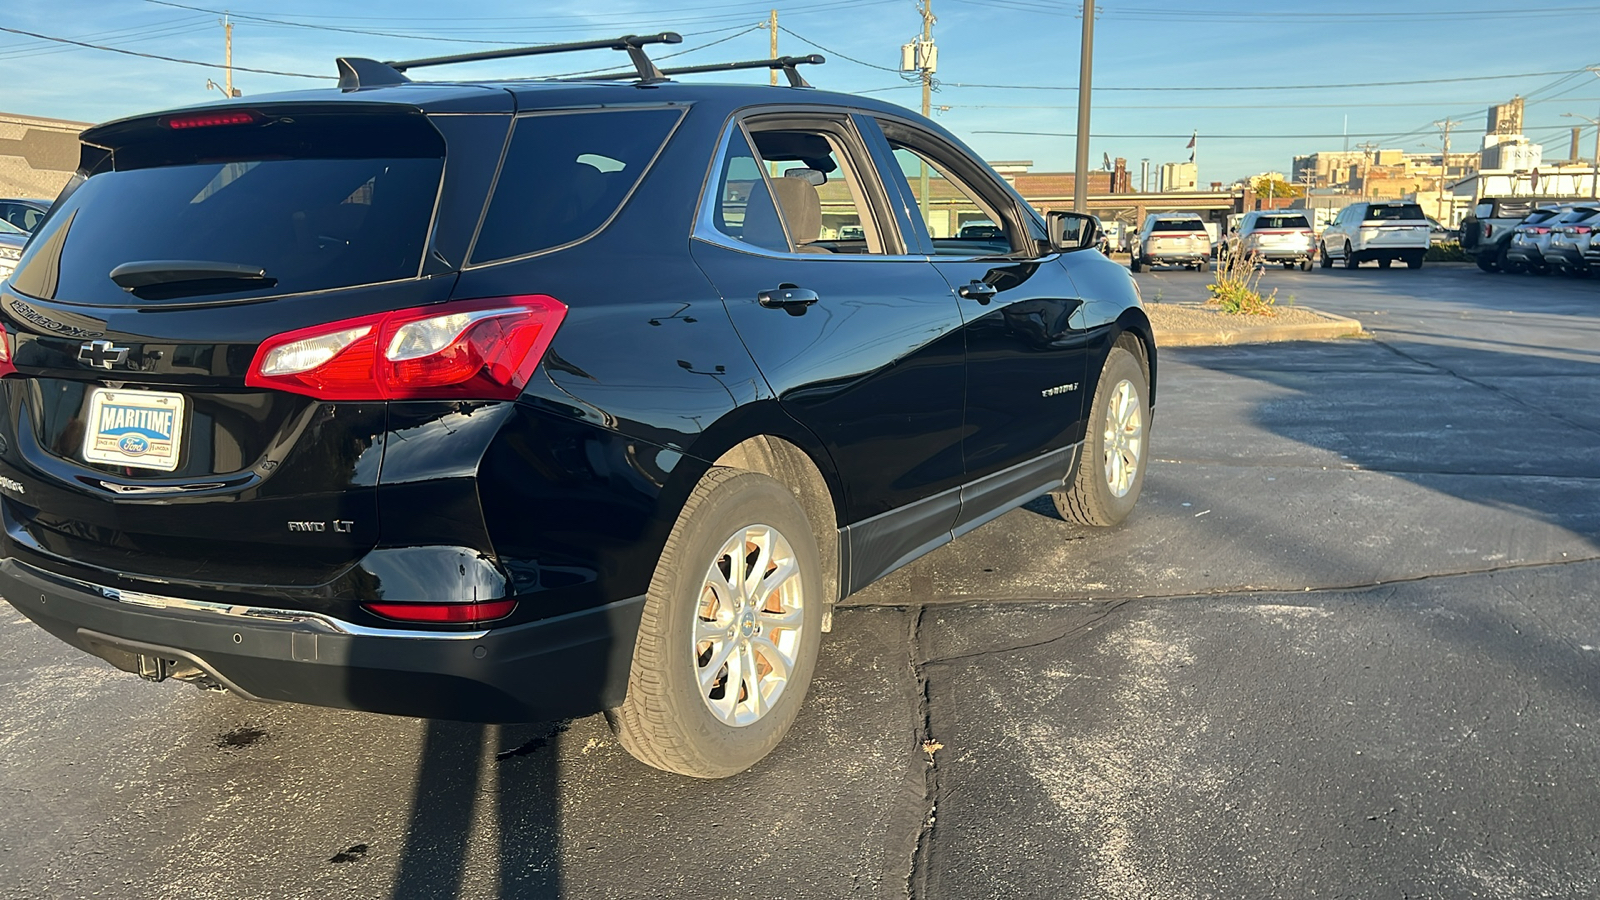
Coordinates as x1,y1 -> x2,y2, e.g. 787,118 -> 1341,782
757,286 -> 820,315
958,281 -> 998,303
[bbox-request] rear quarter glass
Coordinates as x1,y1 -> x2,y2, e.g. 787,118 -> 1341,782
9,110 -> 445,306
468,107 -> 684,265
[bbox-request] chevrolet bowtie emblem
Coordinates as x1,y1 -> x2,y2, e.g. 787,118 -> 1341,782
77,340 -> 130,370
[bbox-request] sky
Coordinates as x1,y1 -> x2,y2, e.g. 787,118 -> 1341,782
3,0 -> 1600,186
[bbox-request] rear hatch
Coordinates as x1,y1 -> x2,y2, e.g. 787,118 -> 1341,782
1359,203 -> 1429,247
1245,213 -> 1312,253
1148,218 -> 1209,253
0,103 -> 462,598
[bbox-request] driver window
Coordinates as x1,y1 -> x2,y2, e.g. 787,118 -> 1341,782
883,142 -> 1010,256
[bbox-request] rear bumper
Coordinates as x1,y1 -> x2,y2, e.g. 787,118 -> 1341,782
1547,245 -> 1589,269
0,558 -> 643,723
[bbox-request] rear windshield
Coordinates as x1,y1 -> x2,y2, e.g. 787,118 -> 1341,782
11,112 -> 446,306
1252,215 -> 1309,230
1556,207 -> 1600,223
1524,209 -> 1560,224
470,108 -> 683,264
1365,204 -> 1426,221
1151,219 -> 1204,233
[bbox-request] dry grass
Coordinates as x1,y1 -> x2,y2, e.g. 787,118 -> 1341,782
1206,249 -> 1278,315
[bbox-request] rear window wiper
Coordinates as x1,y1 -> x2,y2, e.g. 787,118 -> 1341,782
109,260 -> 276,299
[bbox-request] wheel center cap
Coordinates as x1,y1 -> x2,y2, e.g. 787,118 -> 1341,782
740,614 -> 755,637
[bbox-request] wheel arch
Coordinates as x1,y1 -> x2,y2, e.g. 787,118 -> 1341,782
1112,306 -> 1157,413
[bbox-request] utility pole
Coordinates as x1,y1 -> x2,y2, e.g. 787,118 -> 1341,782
768,10 -> 778,86
1355,141 -> 1380,197
206,13 -> 241,98
915,0 -> 936,214
1433,119 -> 1460,222
1139,158 -> 1149,193
1072,0 -> 1094,213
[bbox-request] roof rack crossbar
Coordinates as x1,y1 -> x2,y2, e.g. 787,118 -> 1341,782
588,53 -> 825,88
379,32 -> 682,80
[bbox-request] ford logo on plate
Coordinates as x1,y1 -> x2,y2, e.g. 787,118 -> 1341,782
117,434 -> 150,456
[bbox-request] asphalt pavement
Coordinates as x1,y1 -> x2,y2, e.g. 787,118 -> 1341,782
3,263 -> 1598,899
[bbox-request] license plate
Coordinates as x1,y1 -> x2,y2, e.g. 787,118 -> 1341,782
82,389 -> 186,472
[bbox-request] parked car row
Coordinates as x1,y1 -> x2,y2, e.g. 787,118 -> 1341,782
1461,196 -> 1600,276
1123,200 -> 1433,273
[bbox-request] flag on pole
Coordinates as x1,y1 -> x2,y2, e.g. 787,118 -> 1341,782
1103,152 -> 1112,171
1187,131 -> 1196,163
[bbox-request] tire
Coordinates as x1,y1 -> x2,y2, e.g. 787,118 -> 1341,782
1377,258 -> 1392,270
1052,343 -> 1149,527
1343,243 -> 1359,269
610,467 -> 824,778
1195,260 -> 1209,273
1282,261 -> 1294,270
1475,255 -> 1498,273
1497,245 -> 1523,274
1319,243 -> 1332,268
1300,258 -> 1313,271
1406,255 -> 1423,270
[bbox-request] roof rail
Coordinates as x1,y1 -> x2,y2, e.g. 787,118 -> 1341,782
335,32 -> 683,91
588,54 -> 826,88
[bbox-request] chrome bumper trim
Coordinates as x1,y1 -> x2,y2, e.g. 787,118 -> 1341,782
19,563 -> 491,641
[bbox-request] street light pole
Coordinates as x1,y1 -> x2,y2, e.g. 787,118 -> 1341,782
1072,0 -> 1094,213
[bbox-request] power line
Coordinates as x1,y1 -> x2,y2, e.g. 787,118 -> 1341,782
940,98 -> 1600,110
975,130 -> 1500,139
940,67 -> 1598,92
776,25 -> 903,73
0,24 -> 331,78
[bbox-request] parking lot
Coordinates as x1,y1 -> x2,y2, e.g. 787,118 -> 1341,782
3,262 -> 1598,899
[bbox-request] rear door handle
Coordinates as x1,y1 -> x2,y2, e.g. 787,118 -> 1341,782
757,286 -> 820,315
958,281 -> 998,303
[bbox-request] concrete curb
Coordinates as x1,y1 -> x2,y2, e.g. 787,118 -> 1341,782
1150,304 -> 1365,347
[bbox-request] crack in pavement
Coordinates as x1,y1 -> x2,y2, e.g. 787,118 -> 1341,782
1148,458 -> 1600,479
1372,336 -> 1600,440
847,553 -> 1600,612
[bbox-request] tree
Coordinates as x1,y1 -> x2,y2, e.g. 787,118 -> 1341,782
1250,176 -> 1303,200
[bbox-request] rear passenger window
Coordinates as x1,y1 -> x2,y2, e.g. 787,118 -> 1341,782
471,108 -> 682,264
708,128 -> 791,253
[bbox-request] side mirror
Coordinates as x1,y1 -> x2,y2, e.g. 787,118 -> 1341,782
1047,210 -> 1100,252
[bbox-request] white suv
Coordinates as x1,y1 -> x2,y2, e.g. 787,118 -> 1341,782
1318,201 -> 1431,270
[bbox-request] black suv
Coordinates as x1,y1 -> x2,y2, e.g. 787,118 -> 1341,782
0,35 -> 1154,777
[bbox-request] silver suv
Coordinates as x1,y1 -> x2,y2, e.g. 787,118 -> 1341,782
1223,210 -> 1315,270
1318,201 -> 1430,270
1131,212 -> 1211,272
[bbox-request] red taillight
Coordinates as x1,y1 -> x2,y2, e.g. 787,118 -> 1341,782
1573,226 -> 1593,235
0,322 -> 14,378
1532,226 -> 1550,235
163,110 -> 260,130
245,296 -> 567,401
363,599 -> 517,624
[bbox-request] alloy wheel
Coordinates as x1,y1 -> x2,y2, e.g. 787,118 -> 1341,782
693,524 -> 806,727
1102,378 -> 1144,498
